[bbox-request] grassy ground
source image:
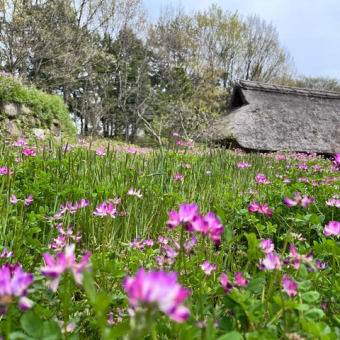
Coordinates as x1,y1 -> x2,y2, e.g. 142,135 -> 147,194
0,136 -> 339,339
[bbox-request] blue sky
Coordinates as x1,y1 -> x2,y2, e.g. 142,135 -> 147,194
144,0 -> 340,79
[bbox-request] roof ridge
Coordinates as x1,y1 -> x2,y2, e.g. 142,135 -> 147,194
236,79 -> 340,99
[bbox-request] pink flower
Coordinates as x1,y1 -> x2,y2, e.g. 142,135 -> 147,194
300,195 -> 315,208
0,166 -> 13,176
323,221 -> 340,236
206,170 -> 212,174
260,239 -> 274,253
96,148 -> 106,156
259,252 -> 281,270
255,173 -> 271,184
0,263 -> 34,314
12,138 -> 27,147
167,203 -> 198,229
204,212 -> 224,244
127,187 -> 143,198
172,132 -> 179,137
235,272 -> 248,286
173,173 -> 184,182
282,274 -> 298,297
41,244 -> 91,291
123,269 -> 190,323
237,162 -> 251,168
201,261 -> 217,276
10,194 -> 18,205
248,201 -> 273,217
258,203 -> 273,217
22,148 -> 36,157
0,248 -> 13,258
93,202 -> 117,218
325,198 -> 340,208
275,155 -> 286,160
24,194 -> 33,206
248,200 -> 260,213
220,273 -> 233,293
284,193 -> 314,208
315,259 -> 328,270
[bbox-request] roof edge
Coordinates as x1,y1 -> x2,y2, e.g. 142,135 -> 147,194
234,79 -> 340,99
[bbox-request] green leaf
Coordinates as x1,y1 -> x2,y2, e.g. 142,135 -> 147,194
20,310 -> 43,338
245,233 -> 259,261
10,332 -> 34,340
103,322 -> 130,339
302,291 -> 320,303
218,331 -> 243,340
41,321 -> 62,340
304,308 -> 325,321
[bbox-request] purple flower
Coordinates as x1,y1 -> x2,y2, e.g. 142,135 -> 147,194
201,261 -> 217,276
122,269 -> 190,323
237,162 -> 251,168
260,239 -> 274,253
234,272 -> 248,286
96,148 -> 106,156
22,148 -> 36,157
220,273 -> 233,293
93,202 -> 117,218
315,259 -> 328,270
323,221 -> 340,236
127,187 -> 143,198
10,194 -> 18,205
282,274 -> 298,297
167,203 -> 198,229
300,195 -> 315,208
0,166 -> 13,176
41,244 -> 91,291
24,194 -> 33,206
204,212 -> 224,244
0,263 -> 34,314
325,198 -> 340,208
173,173 -> 184,182
284,193 -> 314,208
0,248 -> 13,258
259,252 -> 281,270
248,201 -> 273,217
283,197 -> 298,207
12,138 -> 27,147
255,173 -> 271,184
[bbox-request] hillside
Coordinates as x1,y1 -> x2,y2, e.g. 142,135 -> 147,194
0,73 -> 76,139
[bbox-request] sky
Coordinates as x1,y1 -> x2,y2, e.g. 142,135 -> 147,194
143,0 -> 340,80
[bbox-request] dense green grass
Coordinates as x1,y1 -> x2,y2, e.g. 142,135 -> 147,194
0,137 -> 339,339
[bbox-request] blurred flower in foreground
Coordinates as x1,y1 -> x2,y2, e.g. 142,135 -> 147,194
41,244 -> 91,291
0,263 -> 34,314
123,269 -> 190,323
323,221 -> 340,236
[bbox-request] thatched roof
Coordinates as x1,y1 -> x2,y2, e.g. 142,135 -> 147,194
204,79 -> 340,154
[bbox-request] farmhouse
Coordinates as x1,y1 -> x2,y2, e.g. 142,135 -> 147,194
204,80 -> 340,154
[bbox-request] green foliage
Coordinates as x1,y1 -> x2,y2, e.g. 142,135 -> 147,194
0,138 -> 339,339
0,75 -> 76,136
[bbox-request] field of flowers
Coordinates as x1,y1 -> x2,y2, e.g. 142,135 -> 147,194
0,135 -> 339,340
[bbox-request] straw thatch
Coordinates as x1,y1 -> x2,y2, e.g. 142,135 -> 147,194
204,80 -> 340,154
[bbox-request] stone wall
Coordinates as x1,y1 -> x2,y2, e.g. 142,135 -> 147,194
0,102 -> 61,139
